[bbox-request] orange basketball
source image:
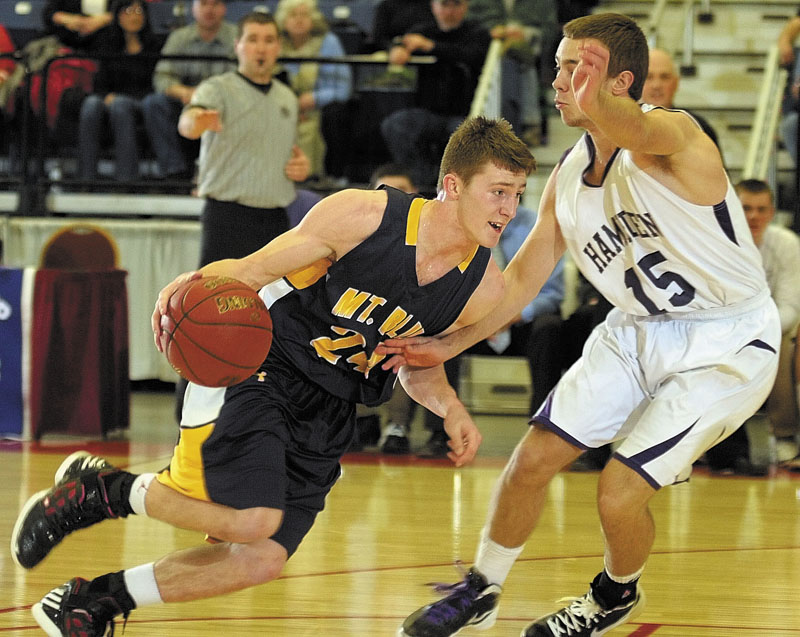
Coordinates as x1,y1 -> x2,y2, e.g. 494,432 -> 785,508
162,276 -> 273,387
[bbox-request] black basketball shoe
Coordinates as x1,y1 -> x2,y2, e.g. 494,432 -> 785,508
11,454 -> 133,569
32,577 -> 129,637
53,451 -> 116,486
521,581 -> 646,636
399,567 -> 501,637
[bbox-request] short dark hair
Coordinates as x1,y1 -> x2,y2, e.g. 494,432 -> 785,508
563,13 -> 648,102
237,10 -> 277,39
438,117 -> 536,190
369,163 -> 416,189
735,178 -> 774,203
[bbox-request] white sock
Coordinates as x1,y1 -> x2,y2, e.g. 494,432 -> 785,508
129,473 -> 156,516
474,528 -> 524,587
123,563 -> 163,608
604,553 -> 645,583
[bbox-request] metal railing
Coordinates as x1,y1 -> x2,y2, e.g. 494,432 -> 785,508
468,39 -> 503,121
742,45 -> 787,181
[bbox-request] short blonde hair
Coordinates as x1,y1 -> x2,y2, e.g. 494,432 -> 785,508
274,0 -> 328,36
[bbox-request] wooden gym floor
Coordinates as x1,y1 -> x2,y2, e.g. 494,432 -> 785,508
2,388 -> 800,636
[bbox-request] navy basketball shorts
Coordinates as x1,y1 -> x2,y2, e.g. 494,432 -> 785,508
159,353 -> 356,556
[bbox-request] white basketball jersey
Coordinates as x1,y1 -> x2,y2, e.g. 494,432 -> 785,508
555,134 -> 767,316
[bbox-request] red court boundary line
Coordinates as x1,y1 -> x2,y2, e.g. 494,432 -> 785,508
4,616 -> 800,634
6,440 -> 800,477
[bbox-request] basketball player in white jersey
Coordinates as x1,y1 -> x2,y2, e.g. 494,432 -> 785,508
386,12 -> 781,637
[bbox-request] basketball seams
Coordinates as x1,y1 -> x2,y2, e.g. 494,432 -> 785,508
163,276 -> 273,387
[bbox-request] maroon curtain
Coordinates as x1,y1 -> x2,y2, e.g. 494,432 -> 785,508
29,270 -> 130,439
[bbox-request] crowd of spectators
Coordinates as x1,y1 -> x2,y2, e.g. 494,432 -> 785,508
2,0 -> 799,470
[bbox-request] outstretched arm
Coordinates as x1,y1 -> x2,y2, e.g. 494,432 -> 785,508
152,189 -> 387,348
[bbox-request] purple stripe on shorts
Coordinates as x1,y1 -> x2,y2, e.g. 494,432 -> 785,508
612,453 -> 662,490
531,414 -> 591,450
531,395 -> 590,451
738,339 -> 776,354
615,419 -> 699,489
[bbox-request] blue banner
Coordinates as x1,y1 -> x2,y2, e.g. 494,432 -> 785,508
0,267 -> 24,436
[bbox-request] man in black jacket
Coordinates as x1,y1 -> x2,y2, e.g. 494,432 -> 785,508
380,0 -> 490,190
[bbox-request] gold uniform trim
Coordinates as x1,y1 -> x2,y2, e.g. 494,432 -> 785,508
404,198 -> 426,246
157,423 -> 215,501
405,198 -> 479,273
285,257 -> 333,290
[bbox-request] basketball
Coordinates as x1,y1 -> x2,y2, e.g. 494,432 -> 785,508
162,276 -> 273,387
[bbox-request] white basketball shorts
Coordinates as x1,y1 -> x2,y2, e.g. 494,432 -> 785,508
533,289 -> 780,488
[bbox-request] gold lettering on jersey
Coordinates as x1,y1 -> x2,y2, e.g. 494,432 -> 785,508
216,295 -> 260,313
331,288 -> 387,323
583,211 -> 663,273
310,326 -> 367,365
395,321 -> 424,338
357,295 -> 387,322
344,349 -> 386,374
378,308 -> 413,337
331,288 -> 371,319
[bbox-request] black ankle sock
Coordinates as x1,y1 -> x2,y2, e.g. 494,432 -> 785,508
88,571 -> 137,613
591,571 -> 638,609
100,471 -> 137,517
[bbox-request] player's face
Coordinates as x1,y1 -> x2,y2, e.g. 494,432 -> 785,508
457,162 -> 526,247
236,22 -> 281,82
642,51 -> 678,107
553,37 -> 593,129
192,0 -> 226,31
740,190 -> 774,246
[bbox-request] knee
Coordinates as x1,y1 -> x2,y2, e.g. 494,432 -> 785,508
142,93 -> 169,118
502,435 -> 565,490
229,542 -> 287,587
596,468 -> 654,521
227,507 -> 283,544
80,94 -> 104,119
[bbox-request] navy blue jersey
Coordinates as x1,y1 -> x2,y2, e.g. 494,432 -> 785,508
259,186 -> 491,406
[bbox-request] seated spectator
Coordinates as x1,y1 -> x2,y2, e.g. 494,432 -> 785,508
463,205 -> 564,411
705,179 -> 800,474
380,0 -> 490,190
369,0 -> 434,51
275,0 -> 352,180
0,24 -> 17,144
44,0 -> 113,50
78,0 -> 162,183
779,11 -> 800,166
468,0 -> 559,146
142,0 -> 236,180
641,48 -> 722,155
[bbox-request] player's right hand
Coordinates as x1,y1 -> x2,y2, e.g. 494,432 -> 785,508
151,271 -> 203,352
375,336 -> 450,372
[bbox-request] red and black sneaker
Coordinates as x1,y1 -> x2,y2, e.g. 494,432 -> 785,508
11,454 -> 132,569
33,577 -> 128,637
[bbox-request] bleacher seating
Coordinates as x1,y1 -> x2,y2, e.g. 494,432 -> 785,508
4,0 -> 46,48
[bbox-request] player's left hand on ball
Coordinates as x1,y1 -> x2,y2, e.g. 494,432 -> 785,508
152,271 -> 203,351
443,404 -> 481,467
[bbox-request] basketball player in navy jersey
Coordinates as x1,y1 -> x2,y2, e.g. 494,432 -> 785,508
382,13 -> 781,637
10,117 -> 536,636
